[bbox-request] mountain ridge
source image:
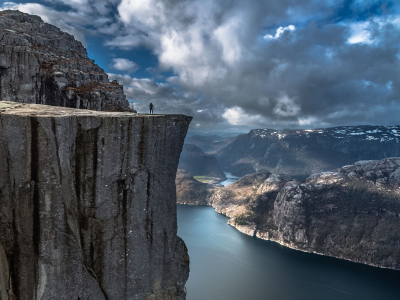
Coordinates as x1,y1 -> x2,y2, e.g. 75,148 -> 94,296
216,125 -> 400,179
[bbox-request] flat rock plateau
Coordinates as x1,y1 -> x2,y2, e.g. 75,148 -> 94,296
0,102 -> 191,299
0,10 -> 133,112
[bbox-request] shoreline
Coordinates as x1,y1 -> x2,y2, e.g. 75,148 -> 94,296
177,203 -> 400,272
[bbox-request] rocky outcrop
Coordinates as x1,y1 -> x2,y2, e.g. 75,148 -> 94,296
178,144 -> 226,180
0,10 -> 133,112
0,102 -> 191,299
208,158 -> 400,270
209,172 -> 288,227
216,126 -> 400,179
175,170 -> 217,205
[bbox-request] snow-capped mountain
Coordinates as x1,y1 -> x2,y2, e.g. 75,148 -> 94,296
215,125 -> 400,179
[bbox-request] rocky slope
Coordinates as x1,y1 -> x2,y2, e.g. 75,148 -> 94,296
178,144 -> 226,180
0,102 -> 190,299
208,158 -> 400,270
175,170 -> 217,205
0,10 -> 133,112
216,126 -> 400,179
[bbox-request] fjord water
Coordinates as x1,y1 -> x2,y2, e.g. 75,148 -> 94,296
219,172 -> 240,186
177,205 -> 400,300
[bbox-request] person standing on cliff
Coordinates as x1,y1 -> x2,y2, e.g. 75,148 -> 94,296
149,102 -> 154,114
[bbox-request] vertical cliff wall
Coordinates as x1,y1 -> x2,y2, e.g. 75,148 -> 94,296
0,102 -> 191,299
0,10 -> 132,112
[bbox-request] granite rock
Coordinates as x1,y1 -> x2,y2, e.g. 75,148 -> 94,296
0,10 -> 133,112
0,102 -> 191,299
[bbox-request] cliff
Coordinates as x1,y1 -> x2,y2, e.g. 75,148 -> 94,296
178,144 -> 226,180
0,102 -> 191,299
0,10 -> 132,112
208,158 -> 400,270
216,126 -> 400,179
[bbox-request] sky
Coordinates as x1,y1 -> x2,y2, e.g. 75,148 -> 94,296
1,0 -> 400,133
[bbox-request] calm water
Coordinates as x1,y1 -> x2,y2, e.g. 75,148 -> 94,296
219,172 -> 240,187
177,205 -> 400,300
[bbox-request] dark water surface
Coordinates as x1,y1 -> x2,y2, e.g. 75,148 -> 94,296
177,204 -> 400,300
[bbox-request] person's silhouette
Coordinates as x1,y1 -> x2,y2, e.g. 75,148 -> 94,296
149,102 -> 154,114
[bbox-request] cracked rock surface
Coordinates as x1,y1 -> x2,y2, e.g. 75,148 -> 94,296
0,102 -> 191,299
0,10 -> 133,112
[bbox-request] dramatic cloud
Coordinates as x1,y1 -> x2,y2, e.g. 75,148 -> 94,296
3,0 -> 400,131
111,58 -> 139,73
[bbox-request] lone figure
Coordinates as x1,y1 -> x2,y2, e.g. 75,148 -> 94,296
149,102 -> 154,114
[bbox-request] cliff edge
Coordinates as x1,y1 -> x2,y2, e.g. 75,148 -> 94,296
0,102 -> 191,299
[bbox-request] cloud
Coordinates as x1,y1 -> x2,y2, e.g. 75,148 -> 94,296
264,25 -> 296,39
273,95 -> 301,117
3,0 -> 400,131
111,58 -> 139,73
222,106 -> 264,126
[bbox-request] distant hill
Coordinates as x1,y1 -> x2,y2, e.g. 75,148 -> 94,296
175,170 -> 217,205
185,135 -> 236,153
216,125 -> 400,179
178,144 -> 226,180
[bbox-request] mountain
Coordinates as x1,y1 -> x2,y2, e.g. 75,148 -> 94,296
185,135 -> 236,153
207,158 -> 400,270
216,125 -> 400,179
175,170 -> 217,205
178,144 -> 226,180
0,10 -> 133,112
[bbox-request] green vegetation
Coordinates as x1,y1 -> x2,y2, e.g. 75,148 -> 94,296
194,176 -> 214,183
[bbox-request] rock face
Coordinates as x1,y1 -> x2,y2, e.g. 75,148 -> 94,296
208,158 -> 400,270
178,144 -> 226,180
0,10 -> 133,112
216,126 -> 400,179
0,102 -> 191,299
209,173 -> 288,233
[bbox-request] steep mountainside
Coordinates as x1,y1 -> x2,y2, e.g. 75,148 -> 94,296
208,158 -> 400,270
216,126 -> 400,179
178,144 -> 226,180
0,10 -> 133,111
0,102 -> 190,299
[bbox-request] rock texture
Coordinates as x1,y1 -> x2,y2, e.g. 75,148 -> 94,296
178,144 -> 226,180
216,126 -> 400,179
0,102 -> 191,299
0,10 -> 133,112
207,158 -> 400,270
